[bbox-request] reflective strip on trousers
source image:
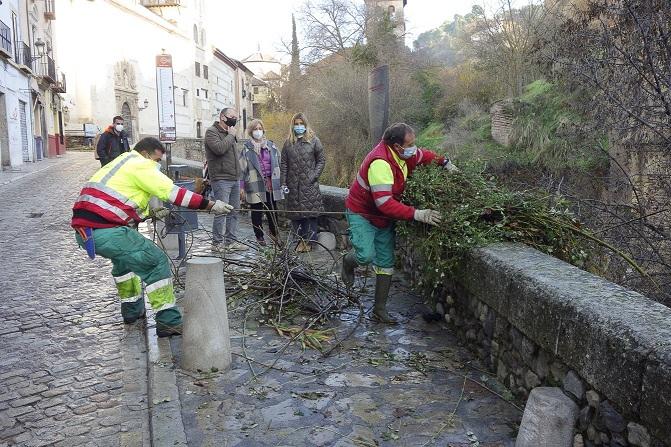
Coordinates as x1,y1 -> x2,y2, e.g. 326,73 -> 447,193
374,265 -> 394,275
114,273 -> 142,301
146,278 -> 175,311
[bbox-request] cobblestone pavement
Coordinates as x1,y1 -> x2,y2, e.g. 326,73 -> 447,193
165,222 -> 522,446
0,152 -> 150,447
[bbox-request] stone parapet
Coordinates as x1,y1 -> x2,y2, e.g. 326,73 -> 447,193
318,185 -> 671,446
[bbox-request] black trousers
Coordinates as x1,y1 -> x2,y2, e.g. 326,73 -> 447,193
250,192 -> 278,240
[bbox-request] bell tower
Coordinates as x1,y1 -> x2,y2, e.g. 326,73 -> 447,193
365,0 -> 407,38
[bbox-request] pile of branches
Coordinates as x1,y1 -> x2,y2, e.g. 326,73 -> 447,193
220,238 -> 355,325
399,164 -> 649,298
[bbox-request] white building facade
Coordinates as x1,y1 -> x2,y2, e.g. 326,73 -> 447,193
0,0 -> 65,169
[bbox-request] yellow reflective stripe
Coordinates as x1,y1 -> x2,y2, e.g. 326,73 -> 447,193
373,265 -> 394,275
374,196 -> 392,207
154,302 -> 176,312
76,194 -> 132,222
368,159 -> 394,186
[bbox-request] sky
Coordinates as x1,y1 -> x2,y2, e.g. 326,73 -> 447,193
208,0 -> 483,62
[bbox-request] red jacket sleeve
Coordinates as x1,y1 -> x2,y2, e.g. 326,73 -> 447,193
415,148 -> 446,167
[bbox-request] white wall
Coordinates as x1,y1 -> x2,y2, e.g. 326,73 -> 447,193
55,0 -> 201,139
0,0 -> 35,168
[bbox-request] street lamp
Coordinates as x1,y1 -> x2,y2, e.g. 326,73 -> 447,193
32,37 -> 46,61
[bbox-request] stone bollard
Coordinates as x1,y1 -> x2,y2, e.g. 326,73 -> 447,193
182,257 -> 232,372
515,387 -> 579,447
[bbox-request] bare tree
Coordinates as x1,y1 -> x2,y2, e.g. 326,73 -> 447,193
298,0 -> 367,63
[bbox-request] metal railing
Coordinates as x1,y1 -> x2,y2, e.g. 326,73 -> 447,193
53,72 -> 66,93
0,20 -> 10,56
45,0 -> 56,20
37,55 -> 57,83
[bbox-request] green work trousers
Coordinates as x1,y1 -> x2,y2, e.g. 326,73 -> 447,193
346,210 -> 395,275
76,226 -> 181,328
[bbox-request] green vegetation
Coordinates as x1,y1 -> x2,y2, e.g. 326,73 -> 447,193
398,164 -> 590,298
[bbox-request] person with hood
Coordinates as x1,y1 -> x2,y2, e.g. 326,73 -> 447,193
97,115 -> 130,167
342,123 -> 459,323
280,112 -> 325,252
240,119 -> 284,246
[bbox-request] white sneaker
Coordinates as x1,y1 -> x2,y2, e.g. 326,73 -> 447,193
225,242 -> 248,251
211,243 -> 225,253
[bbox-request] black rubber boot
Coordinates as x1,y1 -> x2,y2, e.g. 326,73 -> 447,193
121,299 -> 146,324
341,252 -> 358,288
372,274 -> 397,324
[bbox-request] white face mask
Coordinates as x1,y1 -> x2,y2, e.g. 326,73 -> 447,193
252,129 -> 264,140
115,124 -> 124,132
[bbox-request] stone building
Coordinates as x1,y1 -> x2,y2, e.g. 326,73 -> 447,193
0,0 -> 66,169
365,0 -> 407,38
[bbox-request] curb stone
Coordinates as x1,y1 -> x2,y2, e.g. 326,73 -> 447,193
146,318 -> 187,446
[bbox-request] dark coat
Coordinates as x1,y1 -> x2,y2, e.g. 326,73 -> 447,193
280,135 -> 325,218
204,122 -> 239,181
97,126 -> 130,166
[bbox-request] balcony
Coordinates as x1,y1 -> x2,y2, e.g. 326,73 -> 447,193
45,0 -> 56,20
0,20 -> 10,59
141,0 -> 181,7
37,55 -> 57,84
52,72 -> 66,93
18,42 -> 33,73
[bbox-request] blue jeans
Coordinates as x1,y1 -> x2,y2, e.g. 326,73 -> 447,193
291,218 -> 318,243
211,180 -> 240,245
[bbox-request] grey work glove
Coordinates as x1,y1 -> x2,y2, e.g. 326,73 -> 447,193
414,209 -> 442,226
210,200 -> 234,215
152,207 -> 170,220
443,160 -> 460,173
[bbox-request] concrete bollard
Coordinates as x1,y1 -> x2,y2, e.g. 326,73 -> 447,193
182,257 -> 232,372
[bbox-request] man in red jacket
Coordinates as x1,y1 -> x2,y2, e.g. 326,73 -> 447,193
342,123 -> 459,322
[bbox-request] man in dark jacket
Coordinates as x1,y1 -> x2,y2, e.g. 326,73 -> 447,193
205,108 -> 245,252
97,115 -> 130,166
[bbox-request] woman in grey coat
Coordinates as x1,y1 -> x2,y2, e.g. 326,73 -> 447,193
280,112 -> 325,252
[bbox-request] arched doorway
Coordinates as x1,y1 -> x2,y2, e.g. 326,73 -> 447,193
121,102 -> 133,143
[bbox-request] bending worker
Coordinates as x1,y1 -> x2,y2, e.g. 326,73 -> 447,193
71,137 -> 233,337
342,123 -> 459,323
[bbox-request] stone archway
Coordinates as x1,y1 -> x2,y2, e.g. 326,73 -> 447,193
121,102 -> 133,143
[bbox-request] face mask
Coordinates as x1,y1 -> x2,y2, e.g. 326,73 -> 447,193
252,129 -> 264,140
293,125 -> 306,135
115,124 -> 124,132
399,145 -> 417,159
224,117 -> 237,127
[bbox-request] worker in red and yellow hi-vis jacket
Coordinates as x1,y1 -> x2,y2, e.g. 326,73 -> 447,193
71,137 -> 233,337
343,123 -> 459,323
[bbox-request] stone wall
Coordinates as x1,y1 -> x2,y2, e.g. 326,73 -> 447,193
319,186 -> 671,447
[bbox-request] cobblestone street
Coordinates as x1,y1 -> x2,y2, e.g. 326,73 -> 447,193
0,153 -> 150,447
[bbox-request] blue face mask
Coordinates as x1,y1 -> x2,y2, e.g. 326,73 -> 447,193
400,145 -> 417,159
293,125 -> 306,135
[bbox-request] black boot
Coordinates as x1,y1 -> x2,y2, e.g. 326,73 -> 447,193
372,274 -> 397,324
341,252 -> 358,288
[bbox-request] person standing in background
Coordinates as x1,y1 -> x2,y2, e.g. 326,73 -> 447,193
96,115 -> 130,167
205,108 -> 246,252
240,119 -> 284,246
280,112 -> 325,252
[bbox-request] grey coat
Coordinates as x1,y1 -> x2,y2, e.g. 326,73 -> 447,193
241,140 -> 284,204
204,122 -> 239,181
280,136 -> 325,218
